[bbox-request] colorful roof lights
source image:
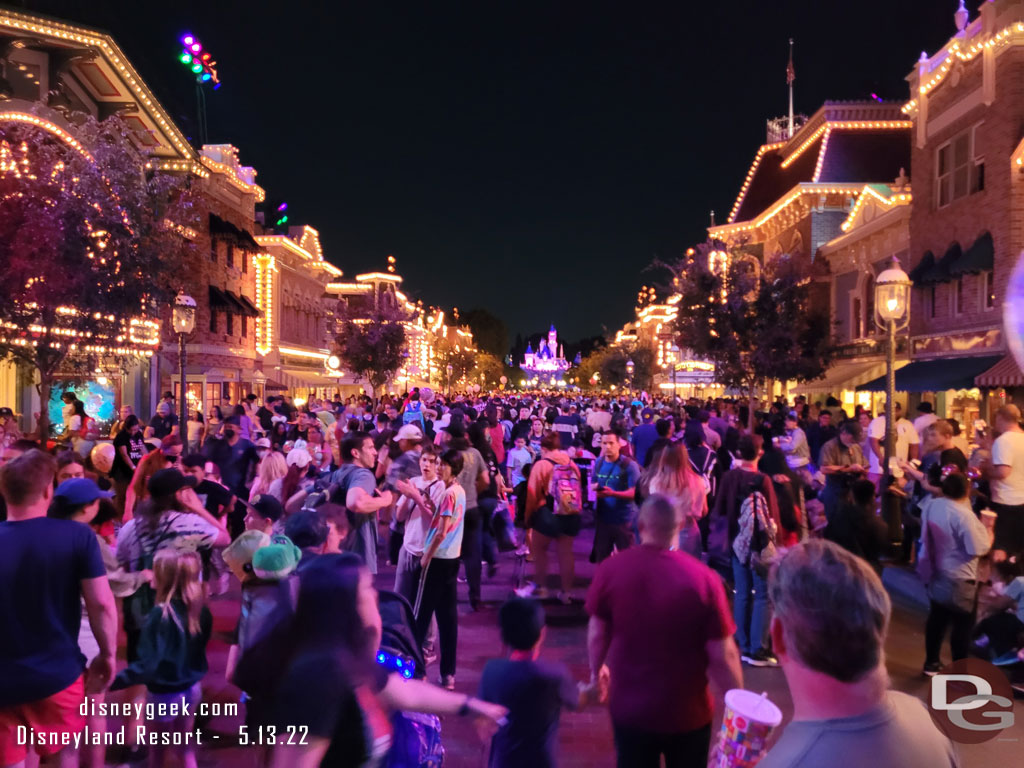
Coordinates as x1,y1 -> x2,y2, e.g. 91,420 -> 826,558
177,33 -> 220,88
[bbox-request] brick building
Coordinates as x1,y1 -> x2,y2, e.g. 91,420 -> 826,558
163,144 -> 265,419
860,0 -> 1024,422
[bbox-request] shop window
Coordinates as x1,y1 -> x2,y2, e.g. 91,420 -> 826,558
241,316 -> 247,338
955,276 -> 966,315
209,309 -> 218,333
242,251 -> 248,273
930,285 -> 939,319
209,241 -> 217,263
226,312 -> 235,336
851,297 -> 863,341
226,246 -> 234,269
983,270 -> 995,310
936,125 -> 983,208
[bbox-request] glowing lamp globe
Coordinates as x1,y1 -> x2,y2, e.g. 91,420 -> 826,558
875,257 -> 912,324
172,290 -> 197,335
326,354 -> 342,372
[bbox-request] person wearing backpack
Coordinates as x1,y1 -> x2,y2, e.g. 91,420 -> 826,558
330,433 -> 394,575
526,432 -> 584,603
709,435 -> 782,668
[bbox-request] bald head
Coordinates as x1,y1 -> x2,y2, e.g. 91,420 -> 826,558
637,494 -> 681,547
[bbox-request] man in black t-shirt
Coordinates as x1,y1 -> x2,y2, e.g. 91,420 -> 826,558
181,454 -> 236,519
147,401 -> 179,440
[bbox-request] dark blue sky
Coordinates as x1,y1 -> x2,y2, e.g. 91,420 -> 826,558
25,0 -> 960,342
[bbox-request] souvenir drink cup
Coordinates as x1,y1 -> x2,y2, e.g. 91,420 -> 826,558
707,689 -> 783,767
981,508 -> 997,528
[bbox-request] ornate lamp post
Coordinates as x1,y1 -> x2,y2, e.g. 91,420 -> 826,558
171,290 -> 196,431
625,358 -> 635,392
446,363 -> 454,397
875,257 -> 912,532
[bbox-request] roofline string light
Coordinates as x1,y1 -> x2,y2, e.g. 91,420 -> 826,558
903,21 -> 1024,113
840,187 -> 912,233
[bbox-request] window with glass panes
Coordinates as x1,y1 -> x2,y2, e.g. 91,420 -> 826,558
936,126 -> 983,207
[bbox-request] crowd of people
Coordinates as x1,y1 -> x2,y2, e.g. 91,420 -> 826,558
2,384 -> 1021,767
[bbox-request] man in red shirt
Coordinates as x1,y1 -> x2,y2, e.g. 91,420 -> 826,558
585,493 -> 742,767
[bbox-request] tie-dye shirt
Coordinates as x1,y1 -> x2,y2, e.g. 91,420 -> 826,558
423,482 -> 466,560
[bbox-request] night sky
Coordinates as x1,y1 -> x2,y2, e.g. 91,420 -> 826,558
24,0 -> 960,342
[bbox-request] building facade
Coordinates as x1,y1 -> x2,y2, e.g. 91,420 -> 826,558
254,225 -> 346,402
889,0 -> 1024,421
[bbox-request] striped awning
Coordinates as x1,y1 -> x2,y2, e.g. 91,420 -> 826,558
975,355 -> 1024,388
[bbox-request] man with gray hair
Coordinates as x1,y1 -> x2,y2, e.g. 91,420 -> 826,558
758,539 -> 957,767
585,494 -> 742,767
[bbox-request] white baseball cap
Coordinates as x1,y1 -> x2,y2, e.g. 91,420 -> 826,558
393,424 -> 423,442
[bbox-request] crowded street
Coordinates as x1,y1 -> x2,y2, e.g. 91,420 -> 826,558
6,2 -> 1024,768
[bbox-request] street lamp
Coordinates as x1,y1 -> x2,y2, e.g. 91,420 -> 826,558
446,363 -> 454,397
625,358 -> 635,392
171,290 -> 196,431
875,257 -> 912,536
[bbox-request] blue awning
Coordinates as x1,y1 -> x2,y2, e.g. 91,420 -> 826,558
857,355 -> 1003,393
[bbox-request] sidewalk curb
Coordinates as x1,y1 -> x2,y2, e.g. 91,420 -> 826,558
881,565 -> 929,611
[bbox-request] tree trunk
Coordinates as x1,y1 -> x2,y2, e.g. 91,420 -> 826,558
36,373 -> 52,444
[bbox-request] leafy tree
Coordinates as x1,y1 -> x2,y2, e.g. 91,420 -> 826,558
432,334 -> 476,392
0,113 -> 196,438
472,352 -> 506,388
462,308 -> 509,358
669,240 -> 835,404
599,346 -> 656,391
332,299 -> 408,400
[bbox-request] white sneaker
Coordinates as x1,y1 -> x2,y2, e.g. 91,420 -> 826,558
513,581 -> 536,598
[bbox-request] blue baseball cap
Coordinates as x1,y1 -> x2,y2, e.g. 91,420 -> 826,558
55,477 -> 114,505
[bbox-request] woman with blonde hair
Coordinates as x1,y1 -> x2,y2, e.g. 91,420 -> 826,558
647,441 -> 708,557
249,449 -> 287,502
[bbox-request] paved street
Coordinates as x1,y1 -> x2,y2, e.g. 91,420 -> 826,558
99,526 -> 1023,768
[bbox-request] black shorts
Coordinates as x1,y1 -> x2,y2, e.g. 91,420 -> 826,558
991,501 -> 1024,554
531,507 -> 582,538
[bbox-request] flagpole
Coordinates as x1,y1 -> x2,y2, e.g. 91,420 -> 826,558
788,38 -> 794,137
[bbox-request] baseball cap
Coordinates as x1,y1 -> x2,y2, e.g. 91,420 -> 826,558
287,448 -> 313,469
0,407 -> 13,418
248,494 -> 285,522
255,437 -> 272,449
393,424 -> 423,442
641,408 -> 655,423
147,468 -> 197,498
55,477 -> 114,505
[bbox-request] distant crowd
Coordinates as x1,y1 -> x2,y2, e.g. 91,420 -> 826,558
3,385 -> 1020,767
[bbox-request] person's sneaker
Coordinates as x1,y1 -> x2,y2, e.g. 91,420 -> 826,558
922,662 -> 942,677
514,543 -> 530,557
457,575 -> 467,584
513,581 -> 536,598
422,649 -> 438,666
742,649 -> 779,667
440,675 -> 456,691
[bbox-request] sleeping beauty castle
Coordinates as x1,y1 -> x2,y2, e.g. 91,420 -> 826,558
520,325 -> 572,384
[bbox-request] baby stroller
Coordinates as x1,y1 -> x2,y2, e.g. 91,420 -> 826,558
378,591 -> 445,767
